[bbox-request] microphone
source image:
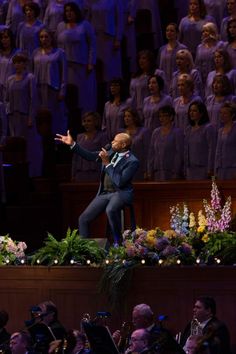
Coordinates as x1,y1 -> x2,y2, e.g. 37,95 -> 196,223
96,143 -> 112,162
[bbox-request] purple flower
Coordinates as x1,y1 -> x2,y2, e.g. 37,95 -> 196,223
161,245 -> 178,257
156,237 -> 170,251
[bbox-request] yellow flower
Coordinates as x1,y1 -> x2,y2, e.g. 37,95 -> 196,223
189,212 -> 196,228
202,233 -> 209,243
198,210 -> 207,227
146,235 -> 156,247
197,225 -> 205,233
164,230 -> 177,239
147,229 -> 156,238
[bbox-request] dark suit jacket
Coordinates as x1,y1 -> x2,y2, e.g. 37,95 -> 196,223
72,144 -> 139,204
180,317 -> 231,354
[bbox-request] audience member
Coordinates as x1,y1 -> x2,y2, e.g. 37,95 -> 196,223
9,331 -> 32,354
184,101 -> 216,179
125,328 -> 150,354
180,296 -> 231,354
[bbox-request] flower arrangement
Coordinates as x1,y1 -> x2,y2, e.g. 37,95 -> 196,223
0,235 -> 27,265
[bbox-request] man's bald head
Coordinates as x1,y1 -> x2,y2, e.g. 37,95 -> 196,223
112,133 -> 132,152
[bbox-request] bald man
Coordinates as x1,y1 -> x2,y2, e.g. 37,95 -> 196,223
56,131 -> 139,245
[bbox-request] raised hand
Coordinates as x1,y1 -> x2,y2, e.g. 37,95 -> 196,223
55,130 -> 74,146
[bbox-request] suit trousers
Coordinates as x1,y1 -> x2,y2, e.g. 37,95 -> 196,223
78,191 -> 125,243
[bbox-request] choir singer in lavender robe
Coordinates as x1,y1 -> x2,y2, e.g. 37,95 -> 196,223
147,105 -> 184,181
185,101 -> 216,180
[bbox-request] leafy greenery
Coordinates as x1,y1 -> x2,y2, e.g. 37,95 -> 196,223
31,228 -> 106,266
100,259 -> 139,309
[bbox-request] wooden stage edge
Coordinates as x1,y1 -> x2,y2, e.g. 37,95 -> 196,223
60,180 -> 236,235
1,265 -> 236,353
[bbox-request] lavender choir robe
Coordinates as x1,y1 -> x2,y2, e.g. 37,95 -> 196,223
148,125 -> 184,181
16,20 -> 45,57
215,121 -> 236,179
169,69 -> 203,99
86,0 -> 123,82
225,43 -> 236,68
56,19 -> 97,113
204,0 -> 226,30
102,100 -> 127,141
32,47 -> 67,134
43,0 -> 68,34
6,0 -> 25,35
0,48 -> 18,102
178,15 -> 216,58
206,94 -> 236,128
72,130 -> 108,181
173,95 -> 202,132
6,72 -> 43,177
122,0 -> 137,73
142,94 -> 173,132
205,69 -> 236,97
184,123 -> 217,179
119,126 -> 151,180
129,74 -> 149,118
195,41 -> 225,84
157,41 -> 187,91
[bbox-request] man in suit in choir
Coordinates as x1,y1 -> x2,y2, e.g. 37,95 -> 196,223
180,296 -> 231,354
55,131 -> 139,245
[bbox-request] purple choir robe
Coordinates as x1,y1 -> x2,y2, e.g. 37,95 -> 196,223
206,94 -> 236,128
205,69 -> 236,97
184,123 -> 217,179
157,41 -> 187,91
215,121 -> 236,179
0,48 -> 18,102
119,126 -> 151,180
148,125 -> 184,181
16,20 -> 45,57
129,74 -> 149,118
102,100 -> 127,141
204,0 -> 226,30
32,47 -> 68,134
56,19 -> 97,113
142,94 -> 173,132
86,0 -> 123,82
178,15 -> 216,58
195,41 -> 225,84
72,130 -> 108,182
173,95 -> 202,132
6,72 -> 43,177
170,69 -> 203,99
